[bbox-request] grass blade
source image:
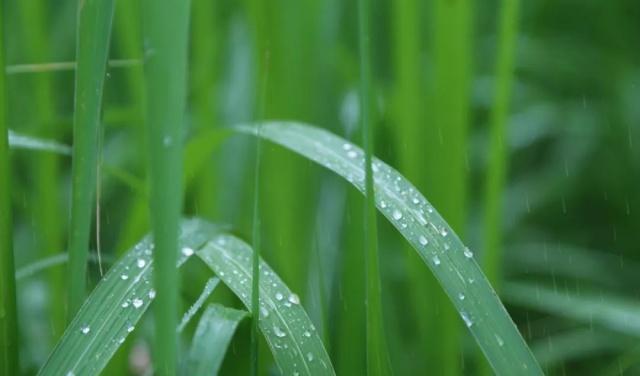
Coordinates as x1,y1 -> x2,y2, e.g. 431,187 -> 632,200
483,0 -> 520,290
38,220 -> 214,375
238,121 -> 543,375
188,304 -> 247,375
142,0 -> 191,372
197,234 -> 336,375
357,0 -> 391,374
0,2 -> 19,371
67,0 -> 116,316
504,282 -> 640,337
8,130 -> 71,155
178,277 -> 220,332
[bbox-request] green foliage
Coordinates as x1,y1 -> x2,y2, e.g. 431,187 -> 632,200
188,304 -> 247,375
239,121 -> 542,374
67,0 -> 116,316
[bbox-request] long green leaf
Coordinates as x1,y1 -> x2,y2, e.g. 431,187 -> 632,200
238,121 -> 542,375
67,0 -> 116,316
188,304 -> 247,375
0,1 -> 19,371
38,220 -> 214,375
8,130 -> 71,155
197,234 -> 336,375
142,0 -> 191,372
504,282 -> 640,337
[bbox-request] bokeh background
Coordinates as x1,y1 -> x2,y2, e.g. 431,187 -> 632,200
5,0 -> 640,374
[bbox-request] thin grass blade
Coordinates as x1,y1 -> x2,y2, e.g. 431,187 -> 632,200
237,121 -> 543,375
67,0 -> 116,316
8,130 -> 71,155
188,304 -> 247,375
504,282 -> 640,336
142,0 -> 191,372
197,234 -> 336,375
0,2 -> 19,371
178,277 -> 220,332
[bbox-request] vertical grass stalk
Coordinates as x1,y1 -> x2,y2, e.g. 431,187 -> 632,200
142,0 -> 191,373
67,0 -> 116,317
483,0 -> 520,291
391,0 -> 433,372
17,0 -> 65,339
358,0 -> 391,374
250,52 -> 270,376
0,2 -> 19,372
427,0 -> 473,373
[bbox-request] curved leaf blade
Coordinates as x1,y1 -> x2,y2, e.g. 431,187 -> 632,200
238,121 -> 542,375
188,304 -> 247,375
38,220 -> 215,375
197,234 -> 335,376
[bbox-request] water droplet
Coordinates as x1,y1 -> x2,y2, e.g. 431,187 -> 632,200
80,325 -> 91,335
443,243 -> 450,251
273,326 -> 286,338
440,227 -> 449,237
148,289 -> 156,299
181,247 -> 194,257
495,334 -> 504,347
463,247 -> 473,258
121,301 -> 130,308
418,236 -> 428,246
380,200 -> 387,208
303,331 -> 311,337
136,259 -> 146,268
127,325 -> 135,333
432,255 -> 441,266
132,298 -> 143,308
288,294 -> 300,305
66,371 -> 76,376
342,143 -> 352,151
412,197 -> 419,204
461,312 -> 473,327
347,150 -> 358,159
260,306 -> 269,318
306,352 -> 314,362
458,293 -> 465,301
392,210 -> 403,220
120,274 -> 129,280
118,337 -> 125,344
275,293 -> 284,301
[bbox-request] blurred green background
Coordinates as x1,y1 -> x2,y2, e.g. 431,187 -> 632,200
5,0 -> 640,374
